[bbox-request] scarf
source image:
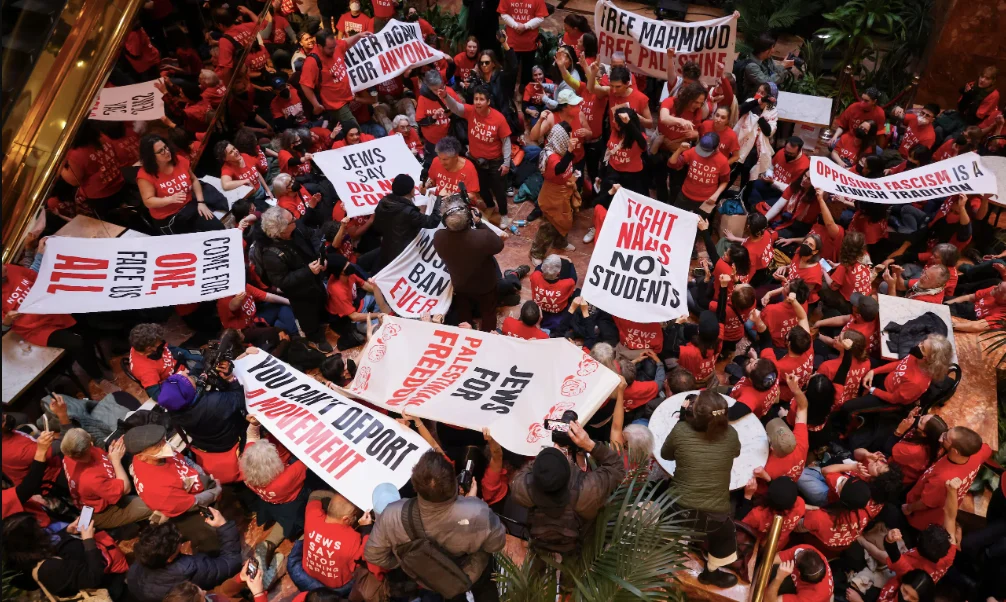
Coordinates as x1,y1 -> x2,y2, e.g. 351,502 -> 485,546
539,124 -> 571,172
734,99 -> 778,178
907,282 -> 944,299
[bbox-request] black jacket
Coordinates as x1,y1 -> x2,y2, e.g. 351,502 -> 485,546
883,311 -> 948,358
468,47 -> 519,125
373,194 -> 441,270
169,386 -> 245,453
261,226 -> 325,298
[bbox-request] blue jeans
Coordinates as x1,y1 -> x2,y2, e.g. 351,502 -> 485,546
359,122 -> 387,138
40,393 -> 130,442
797,466 -> 830,507
257,302 -> 299,335
287,540 -> 354,595
746,179 -> 783,211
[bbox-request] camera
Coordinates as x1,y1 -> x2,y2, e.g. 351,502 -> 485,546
786,52 -> 806,70
457,459 -> 474,495
544,410 -> 578,448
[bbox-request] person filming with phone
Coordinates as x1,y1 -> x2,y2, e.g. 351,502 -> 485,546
510,415 -> 626,555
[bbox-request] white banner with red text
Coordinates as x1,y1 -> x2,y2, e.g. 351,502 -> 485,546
344,317 -> 621,456
312,135 -> 423,218
594,1 -> 736,85
18,230 -> 244,314
809,153 -> 998,204
235,352 -> 429,511
373,226 -> 453,318
89,80 -> 165,121
582,187 -> 696,321
345,19 -> 446,93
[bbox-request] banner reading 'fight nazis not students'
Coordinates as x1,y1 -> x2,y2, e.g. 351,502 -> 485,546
235,352 -> 430,511
343,19 -> 446,93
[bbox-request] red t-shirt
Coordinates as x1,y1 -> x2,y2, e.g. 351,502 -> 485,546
673,148 -> 730,202
658,98 -> 703,142
766,348 -> 814,402
931,138 -> 957,162
830,262 -> 872,302
63,447 -> 124,513
871,354 -> 931,406
2,487 -> 51,526
613,317 -> 663,353
331,133 -> 376,150
709,297 -> 754,343
303,500 -> 367,588
974,286 -> 1006,322
891,439 -> 931,485
576,73 -> 608,140
464,105 -> 511,160
832,131 -> 864,166
131,453 -> 205,517
898,113 -> 936,158
246,445 -> 307,504
221,154 -> 262,192
128,345 -> 179,389
279,149 -> 312,177
836,102 -> 887,135
742,496 -> 805,548
326,274 -> 365,317
271,88 -> 307,124
730,377 -> 780,418
878,546 -> 958,602
123,27 -> 161,74
818,353 -> 871,411
848,211 -> 888,245
454,52 -> 478,84
761,300 -> 808,349
67,143 -> 125,200
530,271 -> 576,314
1,430 -> 62,486
841,315 -> 879,356
698,121 -> 740,159
777,545 -> 834,602
217,22 -> 257,78
803,502 -> 882,550
678,337 -> 721,383
906,443 -> 992,530
217,284 -> 268,330
764,422 -> 809,481
607,133 -> 645,173
270,13 -> 291,44
395,128 -> 423,156
278,188 -> 313,220
336,12 -> 373,36
137,156 -> 193,220
787,261 -> 823,304
500,316 -> 549,340
104,131 -> 141,168
623,380 -> 659,411
301,45 -> 353,111
428,157 -> 480,198
771,149 -> 810,188
608,89 -> 649,123
498,0 -> 549,52
745,231 -> 778,272
809,222 -> 845,264
2,265 -> 76,347
416,87 -> 461,144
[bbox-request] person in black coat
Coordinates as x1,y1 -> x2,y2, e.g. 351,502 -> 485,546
373,174 -> 442,271
259,206 -> 332,352
157,374 -> 245,456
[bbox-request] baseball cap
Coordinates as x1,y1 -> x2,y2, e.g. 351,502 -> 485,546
850,292 -> 879,320
696,132 -> 720,158
766,418 -> 796,456
556,88 -> 583,106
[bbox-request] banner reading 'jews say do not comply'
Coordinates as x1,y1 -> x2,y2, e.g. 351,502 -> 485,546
594,1 -> 737,84
312,135 -> 423,218
344,19 -> 446,93
344,317 -> 622,456
234,352 -> 430,511
810,153 -> 998,204
18,230 -> 244,315
582,187 -> 697,322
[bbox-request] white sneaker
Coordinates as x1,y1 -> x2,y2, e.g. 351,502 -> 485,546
500,216 -> 512,229
564,243 -> 576,251
582,227 -> 595,244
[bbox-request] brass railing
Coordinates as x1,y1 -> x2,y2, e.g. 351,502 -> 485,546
749,514 -> 783,602
1,0 -> 144,263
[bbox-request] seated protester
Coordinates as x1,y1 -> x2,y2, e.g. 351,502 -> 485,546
806,188 -> 847,266
764,545 -> 833,602
805,452 -> 902,510
766,233 -> 824,305
1,411 -> 63,489
695,219 -> 752,308
877,409 -> 949,486
3,511 -> 128,600
325,254 -> 391,350
710,275 -> 756,358
501,300 -> 549,340
124,424 -> 223,553
831,87 -> 887,147
137,134 -> 224,235
754,374 -> 810,485
882,262 -> 949,303
817,330 -> 871,413
60,428 -> 152,528
319,353 -> 358,388
815,292 -> 880,362
843,334 -> 953,416
671,311 -> 721,388
156,372 -> 246,485
390,115 -> 424,160
757,280 -> 811,351
241,422 -> 309,548
287,490 -> 369,594
747,137 -> 811,211
721,212 -> 777,281
793,375 -> 838,449
886,142 -> 932,177
273,173 -> 323,224
800,477 -> 884,551
611,315 -> 664,361
893,104 -> 939,158
330,120 -> 376,149
216,140 -> 273,212
127,323 -> 195,400
277,129 -> 314,177
522,65 -> 555,126
763,325 -> 814,407
852,569 -> 935,602
727,358 -> 780,420
235,127 -> 273,176
740,476 -> 806,548
849,201 -> 892,261
765,172 -> 819,240
903,426 -> 992,531
530,254 -> 578,333
668,133 -> 731,215
821,232 -> 872,314
323,213 -> 359,268
927,193 -> 978,253
879,485 -> 959,601
830,119 -> 881,168
947,281 -> 1006,332
216,283 -> 298,338
622,349 -> 667,424
425,136 -> 482,204
566,297 -> 620,350
128,507 -> 242,602
1,431 -> 55,525
270,76 -> 309,131
919,243 -> 960,299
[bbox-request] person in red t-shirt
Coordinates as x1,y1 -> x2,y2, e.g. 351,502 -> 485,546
61,427 -> 152,528
831,88 -> 886,146
522,66 -> 554,125
710,276 -> 756,356
270,78 -> 308,130
1,430 -> 55,526
830,119 -> 880,168
699,107 -> 741,164
740,476 -> 806,548
947,281 -> 1006,331
904,426 -> 991,530
758,281 -> 811,350
673,311 -> 722,387
530,254 -> 578,330
670,133 -> 731,213
881,407 -> 949,486
62,122 -> 125,209
391,115 -> 424,160
329,121 -> 376,149
325,254 -> 391,346
1,420 -> 62,488
656,82 -> 705,153
127,322 -> 200,400
501,301 -> 550,340
371,0 -> 396,28
425,136 -> 482,204
211,5 -> 259,81
768,545 -> 834,602
123,23 -> 161,78
416,70 -> 462,160
217,141 -> 272,210
844,333 -> 953,418
765,233 -> 823,304
727,358 -> 780,419
335,2 -> 373,38
498,0 -> 549,88
301,30 -> 372,123
240,425 -> 309,546
817,332 -> 871,412
216,283 -> 296,336
594,106 -> 648,207
894,104 -> 939,158
453,37 -> 480,92
138,135 -> 222,234
884,263 -> 949,304
748,138 -> 810,209
297,491 -> 369,591
586,64 -> 653,129
755,373 -> 810,483
822,232 -> 872,312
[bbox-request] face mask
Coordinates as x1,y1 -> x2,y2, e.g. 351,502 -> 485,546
754,92 -> 763,101
146,341 -> 166,360
406,12 -> 418,21
784,152 -> 799,162
855,129 -> 868,139
917,116 -> 932,126
152,442 -> 176,459
279,87 -> 291,99
909,345 -> 925,359
798,243 -> 814,257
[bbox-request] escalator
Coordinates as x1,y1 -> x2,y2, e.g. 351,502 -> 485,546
1,0 -> 68,125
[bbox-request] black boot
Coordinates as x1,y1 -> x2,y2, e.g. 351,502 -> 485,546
698,568 -> 738,588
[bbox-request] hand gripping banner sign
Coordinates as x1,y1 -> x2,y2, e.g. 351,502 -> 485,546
18,230 -> 245,314
344,19 -> 446,93
345,317 -> 622,456
235,352 -> 430,511
594,1 -> 737,85
582,187 -> 697,321
312,135 -> 423,218
89,80 -> 165,121
372,227 -> 453,318
809,153 -> 998,204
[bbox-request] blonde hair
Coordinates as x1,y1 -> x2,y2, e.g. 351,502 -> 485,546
60,428 -> 92,460
921,334 -> 952,381
239,441 -> 286,488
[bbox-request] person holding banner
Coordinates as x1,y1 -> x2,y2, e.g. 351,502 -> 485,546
669,133 -> 731,216
138,135 -> 224,235
594,107 -> 648,208
373,174 -> 442,270
216,141 -> 273,211
300,29 -> 373,125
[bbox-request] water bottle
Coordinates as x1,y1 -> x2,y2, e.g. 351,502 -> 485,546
509,225 -> 519,234
514,220 -> 527,227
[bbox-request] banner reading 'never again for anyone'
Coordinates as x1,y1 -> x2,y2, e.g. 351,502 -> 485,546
312,135 -> 423,218
344,19 -> 446,93
345,317 -> 622,456
582,187 -> 697,322
594,1 -> 737,84
18,231 -> 244,314
235,352 -> 429,511
810,153 -> 998,204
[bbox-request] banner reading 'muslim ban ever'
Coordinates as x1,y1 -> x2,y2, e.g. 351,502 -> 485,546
343,19 -> 446,93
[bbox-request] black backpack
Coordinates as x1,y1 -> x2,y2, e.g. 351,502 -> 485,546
527,487 -> 582,554
393,499 -> 472,598
291,53 -> 324,120
732,54 -> 758,100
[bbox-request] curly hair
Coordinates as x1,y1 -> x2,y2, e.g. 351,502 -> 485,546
435,136 -> 464,157
674,82 -> 708,116
240,440 -> 286,488
134,522 -> 183,568
921,334 -> 952,380
129,323 -> 164,351
139,134 -> 176,175
261,206 -> 293,239
838,231 -> 867,267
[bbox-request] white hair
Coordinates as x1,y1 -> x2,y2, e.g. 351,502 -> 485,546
60,428 -> 92,460
272,173 -> 293,197
590,342 -> 616,370
261,206 -> 292,239
392,114 -> 410,129
623,424 -> 655,467
541,254 -> 562,280
239,440 -> 286,488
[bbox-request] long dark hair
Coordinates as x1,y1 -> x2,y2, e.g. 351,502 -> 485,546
673,82 -> 708,116
553,44 -> 585,85
725,243 -> 751,276
2,513 -> 56,569
477,49 -> 501,80
139,134 -> 177,175
853,119 -> 879,161
838,231 -> 866,267
682,390 -> 729,440
903,414 -> 948,468
613,107 -> 646,151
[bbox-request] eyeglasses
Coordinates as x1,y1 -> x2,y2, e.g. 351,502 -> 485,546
480,61 -> 492,66
154,146 -> 171,155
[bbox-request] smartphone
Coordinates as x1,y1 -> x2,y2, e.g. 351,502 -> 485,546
457,459 -> 473,494
79,505 -> 94,531
42,415 -> 50,432
544,419 -> 573,447
246,559 -> 259,579
198,506 -> 214,519
692,267 -> 706,278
